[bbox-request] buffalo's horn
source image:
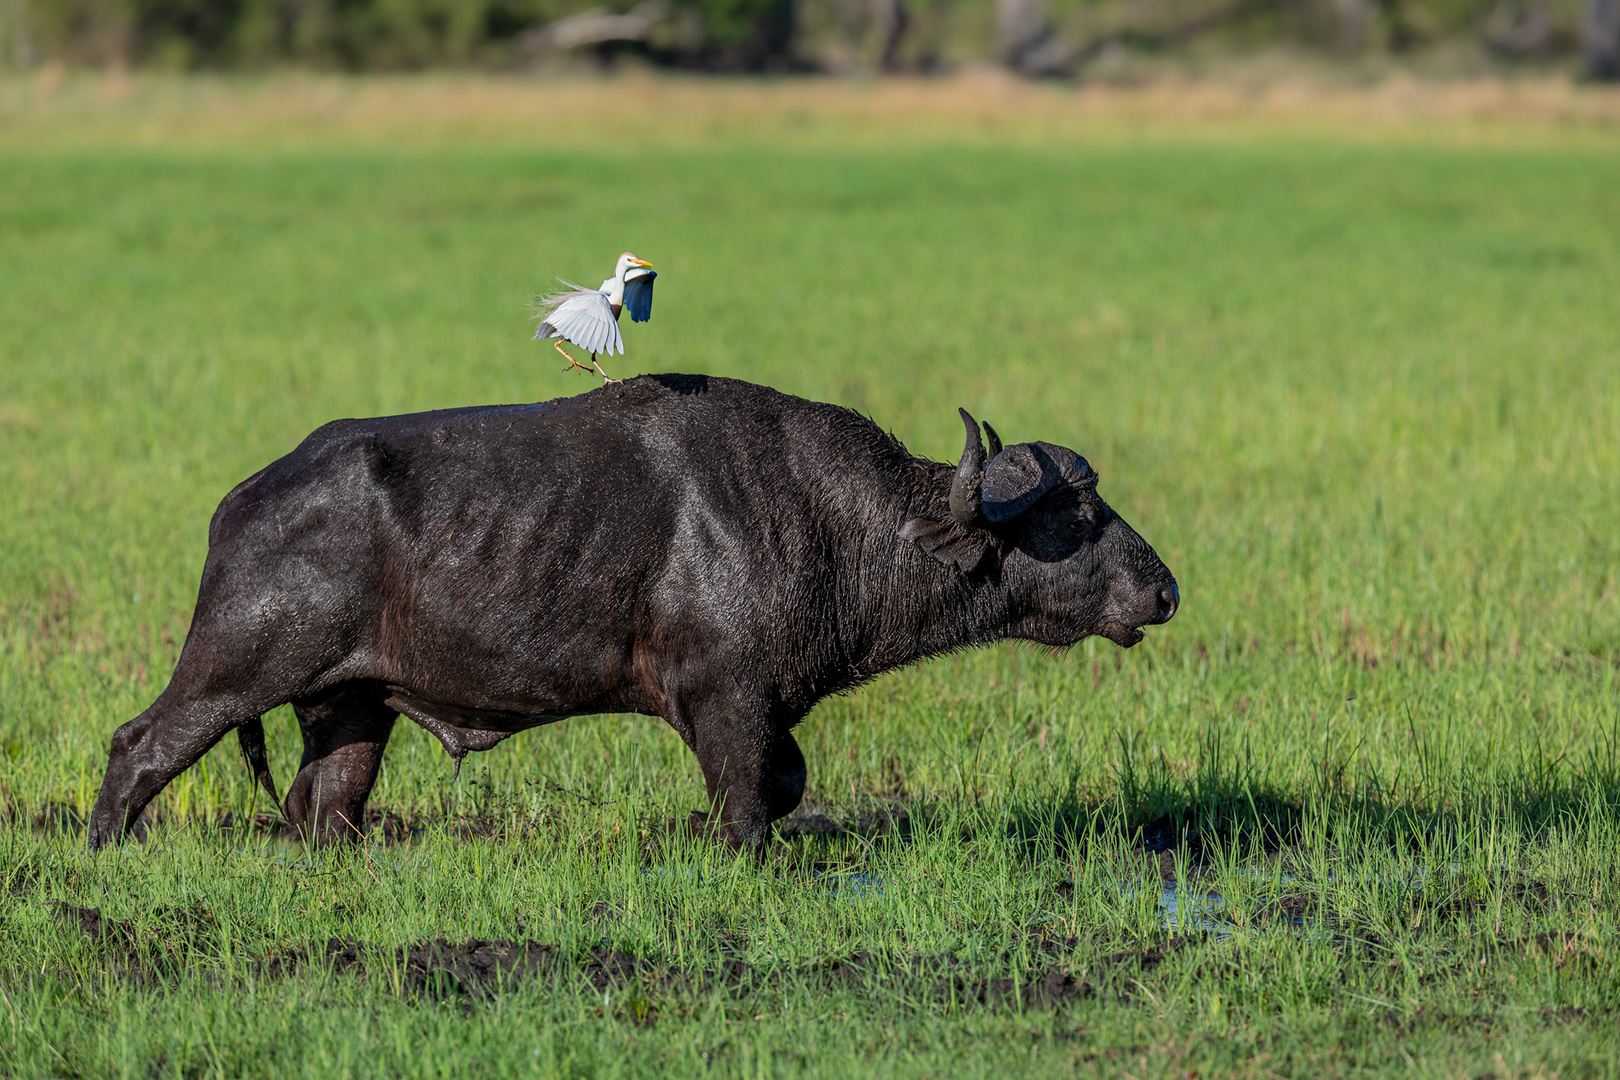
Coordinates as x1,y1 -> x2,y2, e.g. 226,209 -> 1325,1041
949,407 -> 986,529
982,420 -> 1003,460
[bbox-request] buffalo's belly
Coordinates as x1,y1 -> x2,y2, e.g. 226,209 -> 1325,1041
380,680 -> 666,762
379,666 -> 666,727
383,686 -> 573,733
382,687 -> 560,763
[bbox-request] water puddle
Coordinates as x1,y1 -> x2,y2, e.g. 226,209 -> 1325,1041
1132,863 -> 1485,936
817,872 -> 884,900
1153,886 -> 1231,935
1114,879 -> 1322,938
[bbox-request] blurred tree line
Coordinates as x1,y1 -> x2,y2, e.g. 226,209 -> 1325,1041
1,0 -> 1615,76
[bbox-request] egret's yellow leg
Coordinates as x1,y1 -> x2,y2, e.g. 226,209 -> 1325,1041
591,356 -> 623,385
553,339 -> 594,374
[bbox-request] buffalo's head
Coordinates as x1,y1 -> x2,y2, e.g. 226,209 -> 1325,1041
902,408 -> 1178,648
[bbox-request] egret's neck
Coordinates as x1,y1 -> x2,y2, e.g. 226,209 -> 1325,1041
603,276 -> 627,305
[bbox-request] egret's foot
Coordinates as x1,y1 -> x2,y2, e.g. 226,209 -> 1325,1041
592,359 -> 622,384
553,339 -> 595,374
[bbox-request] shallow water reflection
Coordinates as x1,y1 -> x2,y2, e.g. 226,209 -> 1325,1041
1119,879 -> 1321,937
1153,885 -> 1230,934
817,872 -> 885,900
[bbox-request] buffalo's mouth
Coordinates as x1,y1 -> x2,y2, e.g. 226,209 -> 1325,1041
1096,580 -> 1178,648
1099,622 -> 1146,648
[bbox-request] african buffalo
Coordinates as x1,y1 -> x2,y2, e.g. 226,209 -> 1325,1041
88,374 -> 1178,852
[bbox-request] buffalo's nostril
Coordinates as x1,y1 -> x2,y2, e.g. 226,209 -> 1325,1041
1158,583 -> 1179,622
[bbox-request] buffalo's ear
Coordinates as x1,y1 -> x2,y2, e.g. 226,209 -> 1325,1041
900,517 -> 992,574
982,443 -> 1069,522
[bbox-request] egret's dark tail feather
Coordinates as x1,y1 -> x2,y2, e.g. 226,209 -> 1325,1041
237,717 -> 281,810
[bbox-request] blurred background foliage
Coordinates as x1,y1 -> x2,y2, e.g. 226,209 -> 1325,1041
1,0 -> 1615,76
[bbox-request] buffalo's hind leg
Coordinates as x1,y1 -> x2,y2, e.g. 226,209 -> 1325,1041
88,689 -> 270,849
284,684 -> 397,843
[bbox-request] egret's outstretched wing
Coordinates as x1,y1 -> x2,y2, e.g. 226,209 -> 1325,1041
533,288 -> 623,356
624,270 -> 656,324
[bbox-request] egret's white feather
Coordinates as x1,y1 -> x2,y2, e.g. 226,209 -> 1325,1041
531,283 -> 623,356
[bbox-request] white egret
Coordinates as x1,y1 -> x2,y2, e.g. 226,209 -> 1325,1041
531,252 -> 656,382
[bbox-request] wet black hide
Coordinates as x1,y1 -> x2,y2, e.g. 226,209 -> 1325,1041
89,374 -> 1178,852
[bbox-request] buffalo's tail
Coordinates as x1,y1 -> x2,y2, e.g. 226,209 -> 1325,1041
236,717 -> 282,811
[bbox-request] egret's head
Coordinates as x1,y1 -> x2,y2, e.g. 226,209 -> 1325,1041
614,252 -> 654,280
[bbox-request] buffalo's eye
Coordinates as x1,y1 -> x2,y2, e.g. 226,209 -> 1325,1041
1067,504 -> 1100,534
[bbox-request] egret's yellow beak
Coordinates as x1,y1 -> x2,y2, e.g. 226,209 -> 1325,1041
633,258 -> 653,269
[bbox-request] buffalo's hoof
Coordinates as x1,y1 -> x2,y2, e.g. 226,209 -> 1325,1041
643,811 -> 763,857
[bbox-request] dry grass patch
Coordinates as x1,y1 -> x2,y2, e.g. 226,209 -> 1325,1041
3,68 -> 1620,151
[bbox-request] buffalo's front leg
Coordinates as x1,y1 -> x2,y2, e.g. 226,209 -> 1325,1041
685,699 -> 807,853
284,684 -> 397,843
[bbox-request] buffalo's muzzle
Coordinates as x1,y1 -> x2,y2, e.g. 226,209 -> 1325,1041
1156,581 -> 1179,624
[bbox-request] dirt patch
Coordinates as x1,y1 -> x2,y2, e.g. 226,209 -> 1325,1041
1540,1006 -> 1611,1023
51,902 -> 132,944
386,940 -> 562,997
266,937 -> 653,997
50,905 -> 662,1001
954,966 -> 1088,1008
1503,931 -> 1608,973
815,935 -> 1192,1007
31,801 -> 85,835
51,903 -> 1189,1011
49,900 -> 229,981
1128,935 -> 1191,969
775,796 -> 911,841
1379,1003 -> 1615,1034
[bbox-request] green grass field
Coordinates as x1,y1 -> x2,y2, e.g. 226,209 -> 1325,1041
2,78 -> 1619,1078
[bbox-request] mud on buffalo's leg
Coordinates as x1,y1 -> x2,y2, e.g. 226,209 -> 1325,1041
89,689 -> 268,849
687,700 -> 807,853
284,685 -> 397,843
